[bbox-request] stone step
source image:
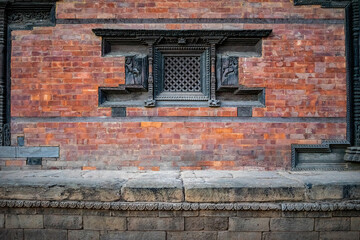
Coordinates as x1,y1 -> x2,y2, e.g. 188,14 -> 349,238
0,170 -> 359,203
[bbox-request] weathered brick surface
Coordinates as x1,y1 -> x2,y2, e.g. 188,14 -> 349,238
11,24 -> 346,119
128,217 -> 184,231
55,0 -> 344,19
8,0 -> 347,171
83,216 -> 126,231
229,217 -> 270,231
44,215 -> 82,229
270,218 -> 314,231
24,229 -> 67,240
5,214 -> 43,229
11,121 -> 346,170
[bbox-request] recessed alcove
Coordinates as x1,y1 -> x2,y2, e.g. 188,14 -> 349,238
94,29 -> 271,108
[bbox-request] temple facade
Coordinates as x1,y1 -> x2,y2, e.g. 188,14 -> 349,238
0,1 -> 359,239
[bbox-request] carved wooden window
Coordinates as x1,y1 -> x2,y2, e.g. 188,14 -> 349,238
93,29 -> 272,108
154,46 -> 210,101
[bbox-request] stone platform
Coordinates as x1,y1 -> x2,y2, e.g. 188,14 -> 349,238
0,170 -> 360,240
0,170 -> 359,203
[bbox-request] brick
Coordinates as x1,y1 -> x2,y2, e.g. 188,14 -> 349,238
82,166 -> 97,170
319,231 -> 359,240
0,229 -> 24,240
351,217 -> 360,230
100,231 -> 166,240
128,217 -> 184,231
167,231 -> 217,240
270,218 -> 314,231
83,216 -> 126,231
315,217 -> 351,231
68,230 -> 99,240
185,217 -> 228,231
263,232 -> 318,240
24,229 -> 67,240
5,214 -> 43,229
218,232 -> 262,240
229,217 -> 269,231
44,215 -> 82,229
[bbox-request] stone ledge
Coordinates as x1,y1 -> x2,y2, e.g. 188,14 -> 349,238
0,170 -> 359,203
0,146 -> 59,158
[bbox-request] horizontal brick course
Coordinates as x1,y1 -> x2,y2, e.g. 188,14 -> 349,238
10,121 -> 346,170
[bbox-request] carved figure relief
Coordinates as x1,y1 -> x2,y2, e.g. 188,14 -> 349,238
217,56 -> 239,88
222,57 -> 238,85
125,56 -> 142,85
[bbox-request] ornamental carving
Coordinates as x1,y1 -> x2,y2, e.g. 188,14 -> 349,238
94,29 -> 271,108
0,199 -> 359,212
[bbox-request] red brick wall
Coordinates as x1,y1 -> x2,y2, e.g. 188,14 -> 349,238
9,0 -> 347,170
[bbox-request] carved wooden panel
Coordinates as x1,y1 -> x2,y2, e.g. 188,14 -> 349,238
164,56 -> 201,92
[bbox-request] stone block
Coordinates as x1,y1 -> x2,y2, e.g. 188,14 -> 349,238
229,217 -> 269,231
237,210 -> 281,218
184,177 -> 305,202
83,216 -> 126,231
263,232 -> 318,240
315,217 -> 350,231
185,217 -> 228,231
17,147 -> 59,158
68,230 -> 100,240
199,210 -> 236,217
0,214 -> 3,228
121,178 -> 183,202
24,229 -> 67,240
319,231 -> 359,240
100,231 -> 166,240
128,217 -> 184,231
351,217 -> 360,230
5,214 -> 43,229
0,229 -> 24,240
218,232 -> 262,240
237,107 -> 252,117
0,147 -> 16,158
44,215 -> 82,229
270,218 -> 314,231
167,231 -> 217,240
159,210 -> 198,218
306,185 -> 343,200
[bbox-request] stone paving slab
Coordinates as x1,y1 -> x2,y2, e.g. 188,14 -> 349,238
0,170 -> 359,203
